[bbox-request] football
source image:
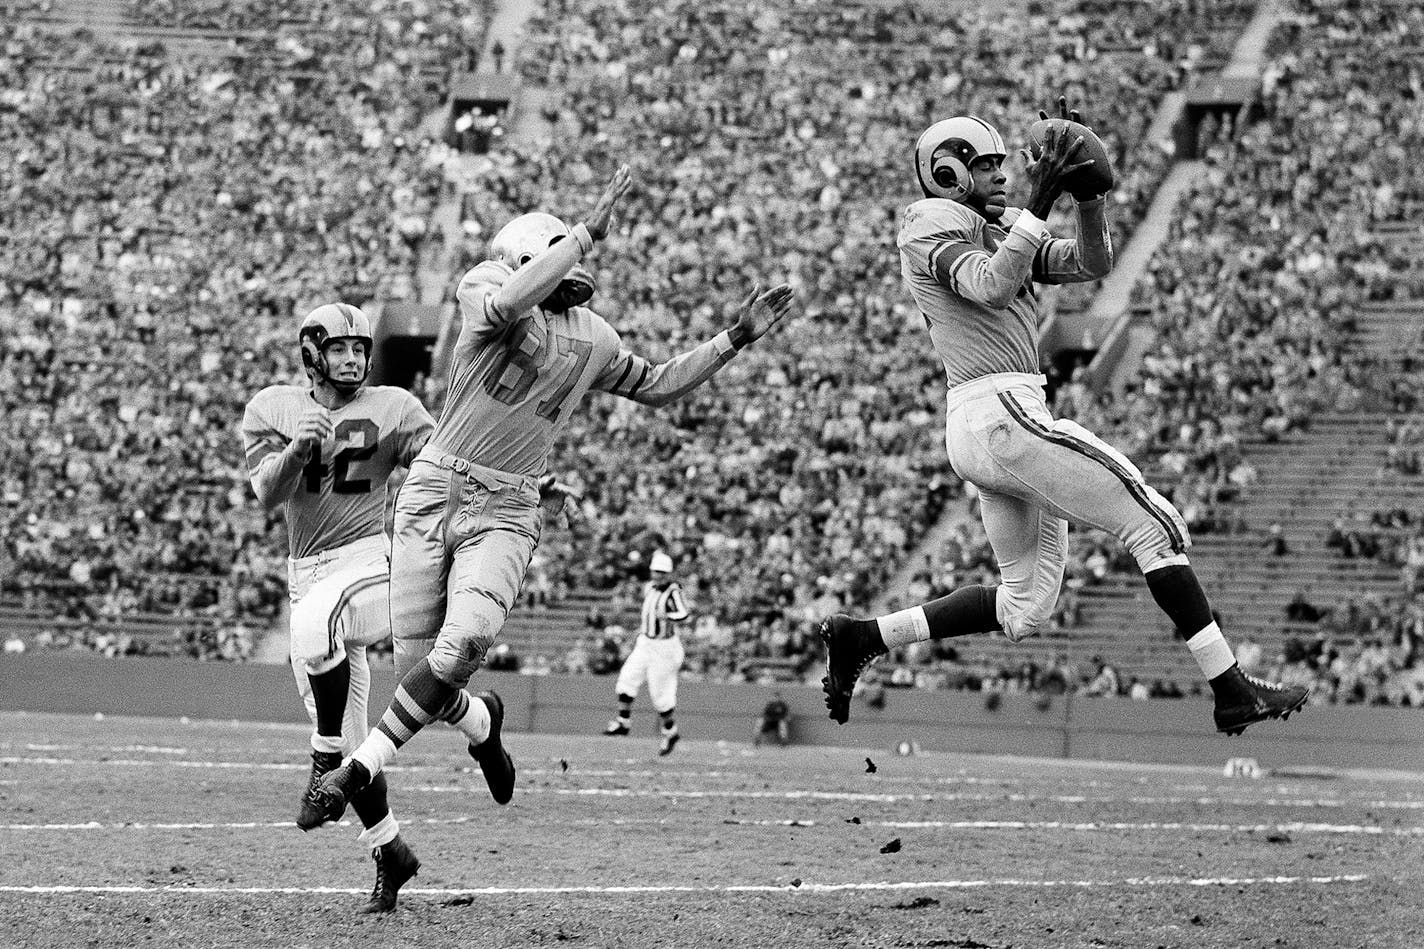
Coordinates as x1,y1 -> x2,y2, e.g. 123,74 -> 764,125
1027,118 -> 1115,198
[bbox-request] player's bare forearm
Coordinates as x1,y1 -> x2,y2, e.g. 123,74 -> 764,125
250,444 -> 309,510
1074,196 -> 1113,279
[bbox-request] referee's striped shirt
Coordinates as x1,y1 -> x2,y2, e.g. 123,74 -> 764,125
640,582 -> 690,640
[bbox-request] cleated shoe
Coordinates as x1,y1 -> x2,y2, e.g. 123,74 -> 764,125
468,691 -> 516,805
297,759 -> 370,831
1212,665 -> 1310,736
657,726 -> 680,757
359,836 -> 420,915
296,750 -> 345,827
819,614 -> 887,725
603,718 -> 630,736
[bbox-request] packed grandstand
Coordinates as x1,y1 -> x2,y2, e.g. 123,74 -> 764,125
1,0 -> 1420,707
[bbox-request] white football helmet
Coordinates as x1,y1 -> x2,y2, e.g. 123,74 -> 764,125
914,116 -> 1007,202
299,303 -> 373,394
489,212 -> 597,311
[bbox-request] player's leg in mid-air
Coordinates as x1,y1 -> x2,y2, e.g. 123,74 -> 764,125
287,541 -> 419,913
303,460 -> 537,824
823,379 -> 1308,733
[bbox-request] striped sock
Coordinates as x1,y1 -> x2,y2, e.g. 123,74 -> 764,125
372,658 -> 455,755
442,688 -> 491,747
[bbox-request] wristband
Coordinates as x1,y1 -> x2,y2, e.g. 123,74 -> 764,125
571,223 -> 594,254
1011,209 -> 1050,243
724,326 -> 752,351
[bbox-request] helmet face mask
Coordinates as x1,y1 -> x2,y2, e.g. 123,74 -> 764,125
490,212 -> 598,311
915,116 -> 1007,205
300,303 -> 373,395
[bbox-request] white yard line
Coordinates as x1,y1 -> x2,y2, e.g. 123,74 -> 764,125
2,815 -> 1418,837
0,874 -> 1370,898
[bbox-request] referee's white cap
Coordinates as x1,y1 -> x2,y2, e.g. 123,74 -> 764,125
650,551 -> 674,574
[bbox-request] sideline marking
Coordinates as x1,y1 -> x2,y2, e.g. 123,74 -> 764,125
0,875 -> 1370,897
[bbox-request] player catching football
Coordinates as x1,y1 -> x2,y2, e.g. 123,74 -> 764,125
821,98 -> 1309,735
242,303 -> 433,913
299,164 -> 795,825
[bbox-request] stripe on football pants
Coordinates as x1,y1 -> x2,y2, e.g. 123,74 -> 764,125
997,392 -> 1186,554
325,575 -> 385,658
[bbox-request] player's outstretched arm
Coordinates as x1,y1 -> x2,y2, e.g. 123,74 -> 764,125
593,284 -> 796,408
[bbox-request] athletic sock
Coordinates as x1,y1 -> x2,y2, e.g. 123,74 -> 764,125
1143,564 -> 1215,638
442,688 -> 492,747
355,658 -> 455,776
351,770 -> 392,836
877,585 -> 1001,649
615,693 -> 634,723
658,709 -> 676,733
308,657 -> 351,740
1144,563 -> 1236,683
356,811 -> 399,850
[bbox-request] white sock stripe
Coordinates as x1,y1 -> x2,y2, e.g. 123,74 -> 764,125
356,813 -> 399,850
878,606 -> 931,649
1186,623 -> 1236,680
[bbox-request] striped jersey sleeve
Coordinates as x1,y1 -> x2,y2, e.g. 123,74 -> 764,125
589,319 -> 739,407
241,387 -> 290,475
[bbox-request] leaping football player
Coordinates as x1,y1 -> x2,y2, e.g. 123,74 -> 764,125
299,165 -> 795,823
820,99 -> 1309,736
241,303 -> 433,913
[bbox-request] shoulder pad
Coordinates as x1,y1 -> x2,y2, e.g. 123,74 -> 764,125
900,198 -> 980,243
460,259 -> 513,290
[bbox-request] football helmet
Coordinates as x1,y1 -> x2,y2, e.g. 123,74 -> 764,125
490,212 -> 596,311
914,116 -> 1007,202
299,303 -> 373,395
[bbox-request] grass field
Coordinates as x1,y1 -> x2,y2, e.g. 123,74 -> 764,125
1,710 -> 1420,949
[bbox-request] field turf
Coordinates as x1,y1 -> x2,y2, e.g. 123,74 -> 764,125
1,710 -> 1420,948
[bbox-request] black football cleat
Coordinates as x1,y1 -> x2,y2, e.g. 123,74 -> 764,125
297,759 -> 371,831
603,718 -> 630,736
296,750 -> 345,828
658,726 -> 680,757
1212,665 -> 1310,736
359,836 -> 420,915
468,691 -> 516,805
820,614 -> 887,725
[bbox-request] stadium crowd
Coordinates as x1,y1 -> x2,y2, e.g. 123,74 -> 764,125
2,0 -> 1422,708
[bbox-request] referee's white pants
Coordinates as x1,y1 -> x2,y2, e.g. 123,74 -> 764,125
944,373 -> 1189,643
286,533 -> 391,754
615,637 -> 685,713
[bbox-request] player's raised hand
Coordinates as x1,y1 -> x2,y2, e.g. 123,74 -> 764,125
292,406 -> 333,457
1021,125 -> 1094,219
730,284 -> 796,347
584,164 -> 633,241
1039,94 -> 1084,126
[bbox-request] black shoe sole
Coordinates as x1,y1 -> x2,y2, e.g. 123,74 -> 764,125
1217,690 -> 1309,737
819,619 -> 853,725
